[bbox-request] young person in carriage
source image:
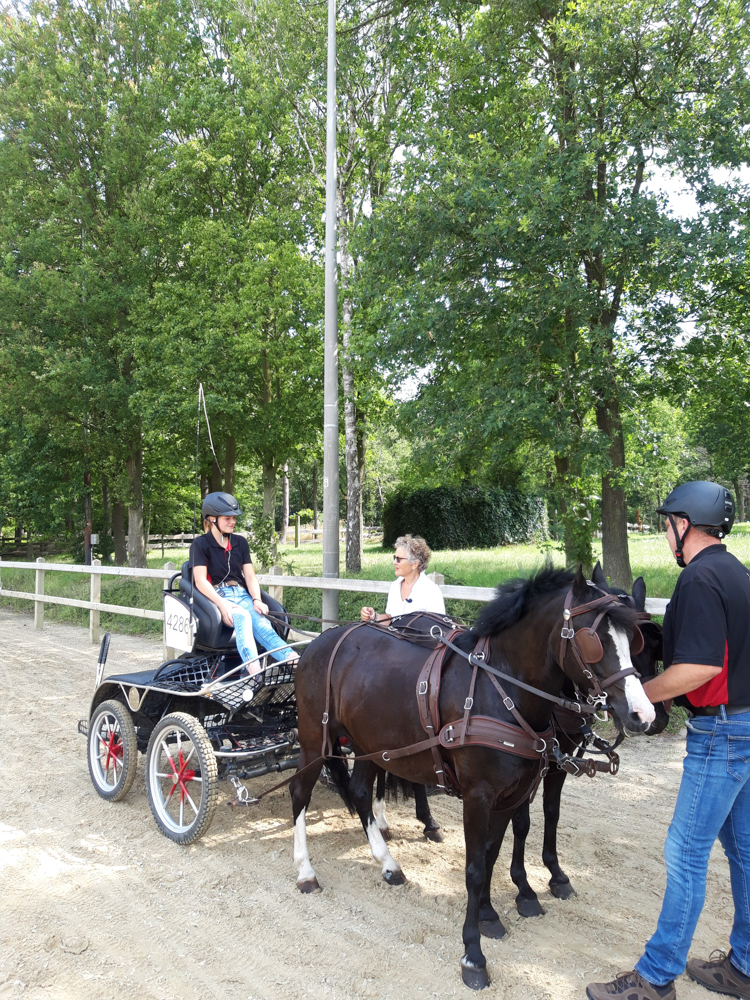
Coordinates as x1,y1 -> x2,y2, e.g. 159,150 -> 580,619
587,482 -> 750,1000
190,492 -> 297,675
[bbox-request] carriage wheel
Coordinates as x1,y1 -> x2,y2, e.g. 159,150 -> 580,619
87,699 -> 138,802
145,713 -> 218,845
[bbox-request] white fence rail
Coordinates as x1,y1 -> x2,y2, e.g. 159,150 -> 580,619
0,557 -> 670,645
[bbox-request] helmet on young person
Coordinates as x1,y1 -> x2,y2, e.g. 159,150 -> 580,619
201,492 -> 243,518
656,481 -> 735,535
656,481 -> 735,568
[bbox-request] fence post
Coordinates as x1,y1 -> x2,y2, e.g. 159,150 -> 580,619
295,515 -> 300,549
268,565 -> 284,604
163,561 -> 176,660
427,571 -> 445,587
34,556 -> 45,631
90,558 -> 101,644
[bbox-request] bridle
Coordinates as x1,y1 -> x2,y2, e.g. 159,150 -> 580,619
558,588 -> 643,711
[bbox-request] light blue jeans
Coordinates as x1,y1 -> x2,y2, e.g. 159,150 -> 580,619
636,708 -> 750,986
215,587 -> 292,667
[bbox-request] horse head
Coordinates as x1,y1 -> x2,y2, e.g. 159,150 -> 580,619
591,562 -> 668,735
554,566 -> 656,735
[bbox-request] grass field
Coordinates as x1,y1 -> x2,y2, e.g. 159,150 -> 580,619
3,524 -> 749,635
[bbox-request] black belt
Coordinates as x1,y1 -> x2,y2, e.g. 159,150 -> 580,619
690,704 -> 750,717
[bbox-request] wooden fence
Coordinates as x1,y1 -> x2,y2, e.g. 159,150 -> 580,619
0,558 -> 670,656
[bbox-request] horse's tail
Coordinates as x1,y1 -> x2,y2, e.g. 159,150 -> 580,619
382,771 -> 416,802
321,744 -> 356,816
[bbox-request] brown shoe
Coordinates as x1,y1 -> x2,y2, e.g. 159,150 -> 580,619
586,971 -> 676,1000
687,951 -> 750,998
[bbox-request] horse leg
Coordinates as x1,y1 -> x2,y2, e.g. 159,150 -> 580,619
290,751 -> 326,894
510,799 -> 545,917
351,762 -> 406,885
373,768 -> 390,840
542,768 -> 576,899
460,789 -> 492,990
478,809 -> 510,938
414,783 -> 444,843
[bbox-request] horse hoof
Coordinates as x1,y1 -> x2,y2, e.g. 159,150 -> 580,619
460,958 -> 490,990
424,826 -> 444,843
479,919 -> 506,939
549,880 -> 576,900
516,896 -> 545,918
383,869 -> 406,886
297,878 -> 322,894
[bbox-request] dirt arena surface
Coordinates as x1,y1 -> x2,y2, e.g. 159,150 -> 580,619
0,608 -> 735,1000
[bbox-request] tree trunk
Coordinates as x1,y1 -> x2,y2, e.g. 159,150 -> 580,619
15,521 -> 22,548
102,473 -> 110,542
225,437 -> 236,496
312,462 -> 319,531
112,500 -> 127,565
83,469 -> 92,566
126,446 -> 147,568
732,478 -> 743,523
262,464 -> 277,520
279,464 -> 290,544
340,216 -> 363,573
596,395 -> 632,589
200,473 -> 209,499
554,454 -> 593,572
357,424 -> 366,543
211,452 -> 223,493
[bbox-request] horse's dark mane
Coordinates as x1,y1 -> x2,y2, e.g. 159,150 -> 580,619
473,565 -> 640,637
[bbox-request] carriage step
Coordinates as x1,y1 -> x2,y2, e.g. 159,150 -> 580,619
77,719 -> 89,737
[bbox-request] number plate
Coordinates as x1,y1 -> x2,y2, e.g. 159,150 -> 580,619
163,594 -> 196,652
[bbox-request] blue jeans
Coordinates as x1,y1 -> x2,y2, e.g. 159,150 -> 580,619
636,708 -> 750,986
215,587 -> 292,667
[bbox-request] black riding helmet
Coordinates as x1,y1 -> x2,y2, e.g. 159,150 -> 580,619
201,492 -> 243,518
656,481 -> 735,567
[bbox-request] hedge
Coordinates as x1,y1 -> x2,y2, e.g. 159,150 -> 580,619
382,486 -> 548,550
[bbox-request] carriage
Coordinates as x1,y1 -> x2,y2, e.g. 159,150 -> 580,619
78,563 -> 304,844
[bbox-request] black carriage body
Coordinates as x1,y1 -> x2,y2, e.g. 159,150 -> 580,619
85,571 -> 299,782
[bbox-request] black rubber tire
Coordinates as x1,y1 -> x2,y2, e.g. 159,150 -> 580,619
87,699 -> 138,802
145,712 -> 219,845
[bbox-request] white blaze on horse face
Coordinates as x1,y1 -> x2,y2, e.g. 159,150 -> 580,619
373,796 -> 389,834
607,621 -> 656,726
294,808 -> 316,884
365,817 -> 401,876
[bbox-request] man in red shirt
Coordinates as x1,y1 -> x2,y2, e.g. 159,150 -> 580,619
587,482 -> 750,1000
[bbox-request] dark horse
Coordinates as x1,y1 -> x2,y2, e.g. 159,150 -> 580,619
290,567 -> 656,990
508,563 -> 669,916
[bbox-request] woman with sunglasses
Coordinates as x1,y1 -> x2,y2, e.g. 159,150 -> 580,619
361,534 -> 445,623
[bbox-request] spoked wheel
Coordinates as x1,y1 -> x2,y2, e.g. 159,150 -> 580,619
87,699 -> 138,802
145,712 -> 218,845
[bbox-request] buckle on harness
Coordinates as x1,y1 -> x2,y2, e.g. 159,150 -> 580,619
382,751 -> 390,762
464,697 -> 474,711
443,726 -> 455,743
322,712 -> 329,724
503,696 -> 515,711
430,625 -> 443,640
561,626 -> 575,639
418,680 -> 428,696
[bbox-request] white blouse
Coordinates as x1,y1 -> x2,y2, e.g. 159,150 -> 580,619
385,571 -> 446,619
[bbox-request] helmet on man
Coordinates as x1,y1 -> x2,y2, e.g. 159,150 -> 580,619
201,492 -> 243,518
656,481 -> 735,567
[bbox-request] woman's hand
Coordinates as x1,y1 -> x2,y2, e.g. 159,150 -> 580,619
219,601 -> 235,628
360,606 -> 378,622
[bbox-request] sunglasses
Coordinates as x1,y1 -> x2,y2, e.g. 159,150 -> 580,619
393,556 -> 408,563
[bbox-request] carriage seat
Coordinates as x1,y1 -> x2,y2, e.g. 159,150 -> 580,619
177,562 -> 289,653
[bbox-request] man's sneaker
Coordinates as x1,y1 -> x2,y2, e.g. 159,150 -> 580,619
687,951 -> 750,998
586,970 -> 676,1000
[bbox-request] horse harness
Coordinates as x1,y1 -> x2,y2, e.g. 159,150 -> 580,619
319,588 -> 645,803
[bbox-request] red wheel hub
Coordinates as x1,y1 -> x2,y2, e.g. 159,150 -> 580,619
165,745 -> 196,804
102,726 -> 123,771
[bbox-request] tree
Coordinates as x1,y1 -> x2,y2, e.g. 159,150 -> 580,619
358,0 -> 750,585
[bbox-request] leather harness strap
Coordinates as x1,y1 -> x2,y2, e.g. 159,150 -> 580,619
321,622 -> 364,759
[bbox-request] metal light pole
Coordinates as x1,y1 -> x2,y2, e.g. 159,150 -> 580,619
321,0 -> 339,626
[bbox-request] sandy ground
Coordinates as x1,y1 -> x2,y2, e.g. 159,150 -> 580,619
0,608 -> 736,1000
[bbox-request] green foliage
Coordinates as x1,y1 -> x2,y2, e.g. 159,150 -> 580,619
246,514 -> 278,571
382,486 -> 548,550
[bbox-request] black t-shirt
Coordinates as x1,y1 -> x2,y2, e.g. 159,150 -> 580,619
189,532 -> 252,590
663,544 -> 750,707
